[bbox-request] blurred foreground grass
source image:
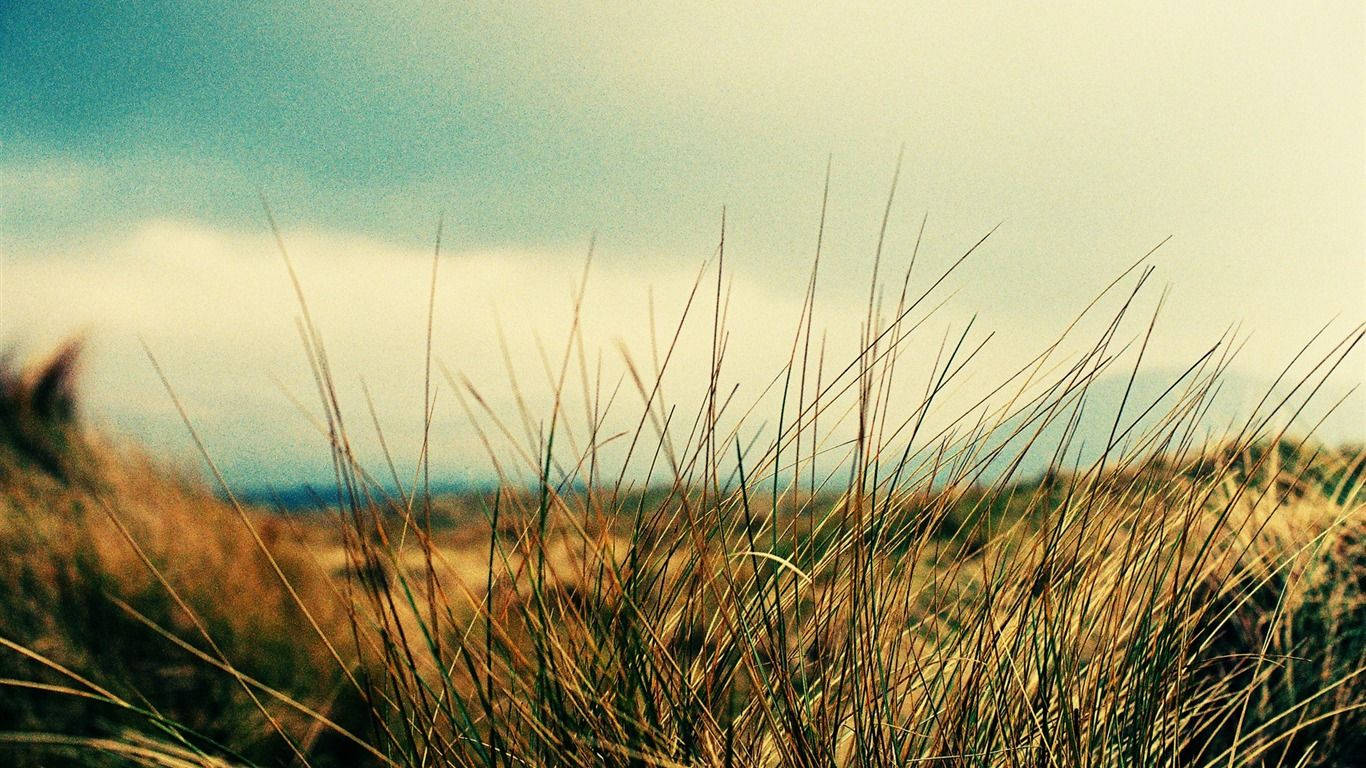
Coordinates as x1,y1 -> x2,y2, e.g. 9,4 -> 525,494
2,261 -> 1362,766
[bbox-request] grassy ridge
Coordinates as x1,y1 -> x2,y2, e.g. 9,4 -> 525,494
1,249 -> 1363,766
0,345 -> 359,766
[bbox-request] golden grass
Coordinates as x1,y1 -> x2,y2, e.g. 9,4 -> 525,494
1,221 -> 1362,766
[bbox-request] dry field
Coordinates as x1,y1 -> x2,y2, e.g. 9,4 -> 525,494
2,269 -> 1363,767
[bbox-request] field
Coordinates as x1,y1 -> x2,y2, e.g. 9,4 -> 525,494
2,257 -> 1363,767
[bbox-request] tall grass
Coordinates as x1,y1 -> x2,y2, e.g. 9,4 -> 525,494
1,343 -> 354,767
1,209 -> 1362,766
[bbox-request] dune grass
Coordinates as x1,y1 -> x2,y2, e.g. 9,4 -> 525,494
1,214 -> 1363,767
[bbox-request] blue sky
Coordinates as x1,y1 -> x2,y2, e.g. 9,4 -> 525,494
4,1 -> 1363,487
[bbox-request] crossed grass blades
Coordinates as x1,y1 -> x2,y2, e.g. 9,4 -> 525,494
1,190 -> 1363,766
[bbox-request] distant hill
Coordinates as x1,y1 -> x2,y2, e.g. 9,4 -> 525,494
974,368 -> 1361,484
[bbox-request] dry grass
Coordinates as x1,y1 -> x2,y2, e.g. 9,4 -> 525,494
1,222 -> 1362,766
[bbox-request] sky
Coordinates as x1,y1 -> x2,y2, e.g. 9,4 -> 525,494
3,1 -> 1363,488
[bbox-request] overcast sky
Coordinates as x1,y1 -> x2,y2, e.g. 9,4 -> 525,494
3,1 -> 1363,487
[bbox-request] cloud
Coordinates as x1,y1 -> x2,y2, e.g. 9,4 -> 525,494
3,3 -> 1361,485
4,220 -> 867,486
0,157 -> 88,201
6,218 -> 1358,491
